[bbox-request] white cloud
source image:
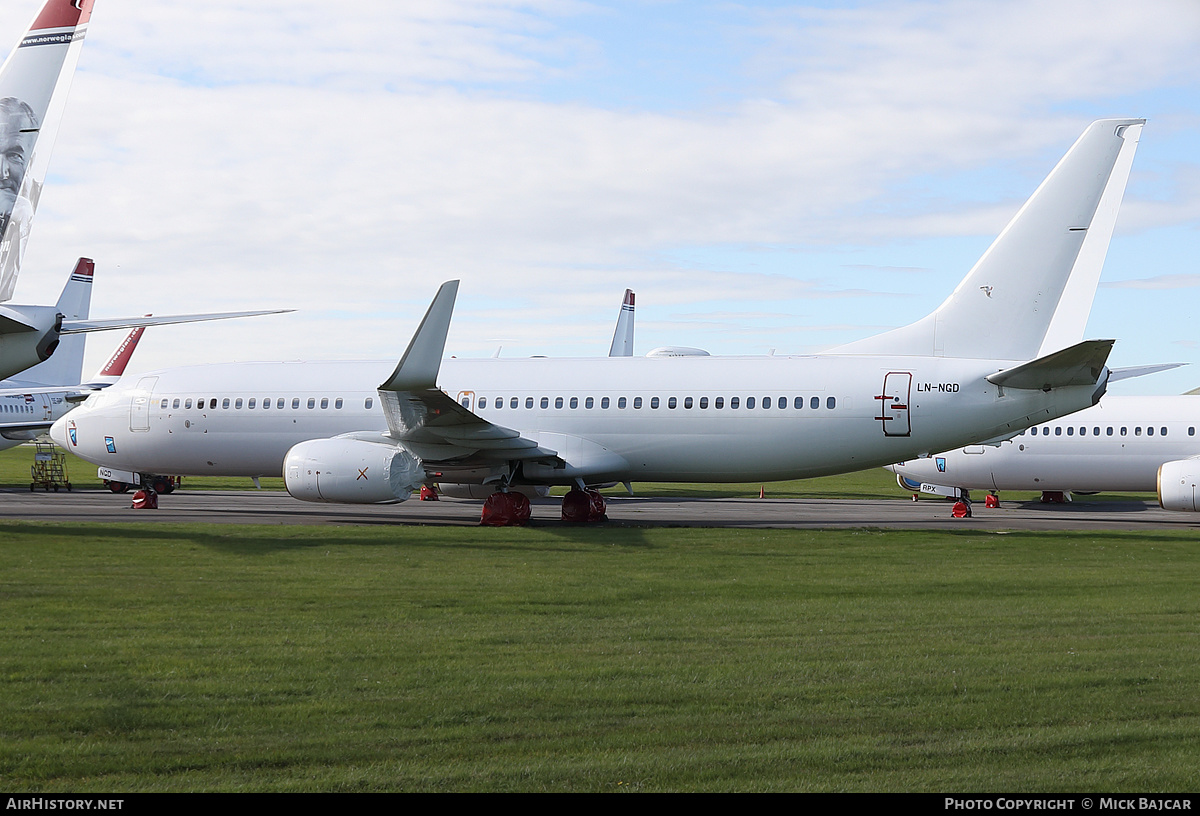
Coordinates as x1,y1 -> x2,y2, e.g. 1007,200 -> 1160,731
0,0 -> 1193,384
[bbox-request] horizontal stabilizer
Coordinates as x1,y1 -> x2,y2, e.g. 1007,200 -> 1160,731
1108,362 -> 1186,384
986,339 -> 1114,391
60,309 -> 292,334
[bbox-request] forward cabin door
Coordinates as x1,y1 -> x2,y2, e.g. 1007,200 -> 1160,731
129,376 -> 158,432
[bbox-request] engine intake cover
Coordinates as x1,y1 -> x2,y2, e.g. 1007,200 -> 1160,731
284,438 -> 423,504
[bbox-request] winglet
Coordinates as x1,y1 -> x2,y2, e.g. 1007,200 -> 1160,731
986,339 -> 1114,391
380,280 -> 460,392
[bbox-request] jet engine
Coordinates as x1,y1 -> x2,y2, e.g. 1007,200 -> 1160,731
1156,460 -> 1200,512
284,438 -> 424,504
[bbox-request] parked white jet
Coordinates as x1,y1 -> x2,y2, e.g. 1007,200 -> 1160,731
1,259 -> 146,451
54,118 -> 1144,522
887,395 -> 1200,511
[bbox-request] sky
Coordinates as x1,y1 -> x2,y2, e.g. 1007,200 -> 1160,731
3,0 -> 1199,394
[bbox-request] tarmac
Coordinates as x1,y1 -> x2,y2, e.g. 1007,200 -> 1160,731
2,487 -> 1196,531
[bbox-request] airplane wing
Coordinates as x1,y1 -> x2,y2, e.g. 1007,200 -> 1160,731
374,281 -> 560,475
59,309 -> 292,334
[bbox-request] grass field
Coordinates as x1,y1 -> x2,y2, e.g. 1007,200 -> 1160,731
1,521 -> 1197,792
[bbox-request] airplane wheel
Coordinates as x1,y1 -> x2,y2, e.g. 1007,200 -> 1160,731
151,477 -> 170,495
108,481 -> 128,494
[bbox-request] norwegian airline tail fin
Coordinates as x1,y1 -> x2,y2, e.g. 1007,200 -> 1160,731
9,256 -> 91,385
608,289 -> 634,357
83,321 -> 146,388
0,0 -> 95,302
831,118 -> 1144,361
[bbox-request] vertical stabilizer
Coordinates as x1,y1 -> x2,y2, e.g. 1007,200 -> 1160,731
608,289 -> 635,357
85,321 -> 146,387
0,0 -> 95,302
831,118 -> 1145,361
11,256 -> 91,385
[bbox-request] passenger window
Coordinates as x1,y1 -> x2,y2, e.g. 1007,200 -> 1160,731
699,397 -> 708,409
235,398 -> 243,409
811,396 -> 819,409
248,398 -> 256,409
335,398 -> 343,409
827,397 -> 836,409
586,397 -> 594,409
617,397 -> 626,409
1055,427 -> 1062,436
634,397 -> 642,409
511,397 -> 519,409
173,399 -> 180,409
763,397 -> 771,409
731,397 -> 739,409
668,397 -> 676,409
1106,427 -> 1112,436
1120,427 -> 1126,436
1135,427 -> 1142,436
715,397 -> 724,409
569,397 -> 577,409
280,398 -> 287,409
210,399 -> 218,409
160,399 -> 168,409
555,397 -> 564,409
1161,427 -> 1168,436
747,397 -> 756,409
479,397 -> 488,409
794,396 -> 802,409
1067,427 -> 1074,436
1147,427 -> 1154,436
779,397 -> 786,410
526,397 -> 534,409
600,397 -> 608,409
541,397 -> 549,409
321,398 -> 329,409
1092,427 -> 1099,436
651,397 -> 660,409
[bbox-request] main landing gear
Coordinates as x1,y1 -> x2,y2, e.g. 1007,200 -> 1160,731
478,485 -> 608,526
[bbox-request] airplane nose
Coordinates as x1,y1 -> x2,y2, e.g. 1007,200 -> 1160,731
49,415 -> 71,450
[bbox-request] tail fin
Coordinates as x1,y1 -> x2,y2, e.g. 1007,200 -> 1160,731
608,289 -> 635,357
832,118 -> 1144,361
84,321 -> 146,388
10,256 -> 91,385
0,0 -> 95,302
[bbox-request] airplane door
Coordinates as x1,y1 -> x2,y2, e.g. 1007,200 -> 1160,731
876,372 -> 912,437
456,391 -> 475,411
129,376 -> 159,432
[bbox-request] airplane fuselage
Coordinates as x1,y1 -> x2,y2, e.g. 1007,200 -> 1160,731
888,395 -> 1200,493
55,354 -> 1105,486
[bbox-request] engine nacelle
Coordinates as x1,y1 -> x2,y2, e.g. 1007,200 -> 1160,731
284,438 -> 424,504
1157,460 -> 1200,512
0,304 -> 61,380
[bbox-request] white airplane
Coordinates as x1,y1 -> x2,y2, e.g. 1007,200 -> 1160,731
0,1 -> 288,381
1,259 -> 147,451
886,395 -> 1200,511
53,118 -> 1145,522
